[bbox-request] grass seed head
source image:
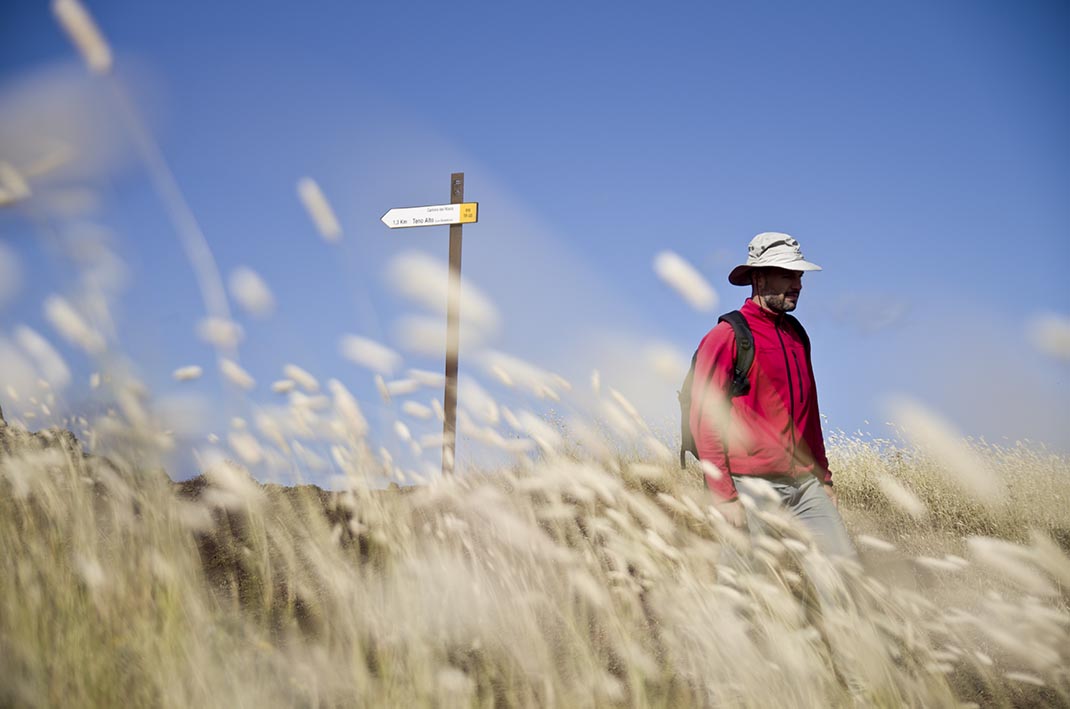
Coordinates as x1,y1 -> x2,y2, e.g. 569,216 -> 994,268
283,363 -> 319,393
477,350 -> 569,398
1004,671 -> 1045,687
172,365 -> 203,382
856,534 -> 896,552
339,334 -> 402,375
386,250 -> 499,333
202,457 -> 264,510
401,401 -> 432,420
513,409 -> 562,455
228,431 -> 263,465
296,177 -> 341,241
914,556 -> 962,573
52,0 -> 113,74
967,536 -> 1058,597
876,473 -> 928,519
196,317 -> 244,349
228,267 -> 275,318
44,294 -> 105,353
889,397 -> 1006,504
219,358 -> 255,390
1026,531 -> 1070,588
271,379 -> 295,393
407,368 -> 445,387
14,325 -> 71,390
0,161 -> 31,203
386,378 -> 420,397
653,250 -> 718,312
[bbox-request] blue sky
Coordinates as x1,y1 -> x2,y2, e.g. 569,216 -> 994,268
0,0 -> 1067,481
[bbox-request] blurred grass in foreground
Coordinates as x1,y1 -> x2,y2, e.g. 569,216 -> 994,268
2,420 -> 1067,708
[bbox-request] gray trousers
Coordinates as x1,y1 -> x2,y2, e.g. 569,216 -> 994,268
732,474 -> 858,562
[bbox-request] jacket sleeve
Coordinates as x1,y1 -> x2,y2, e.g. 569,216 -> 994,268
689,323 -> 739,501
803,359 -> 833,485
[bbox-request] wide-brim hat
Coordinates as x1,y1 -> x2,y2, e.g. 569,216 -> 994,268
728,232 -> 823,286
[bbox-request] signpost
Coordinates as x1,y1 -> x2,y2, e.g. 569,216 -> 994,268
380,202 -> 478,229
381,173 -> 477,475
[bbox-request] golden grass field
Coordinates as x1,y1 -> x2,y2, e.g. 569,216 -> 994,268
1,416 -> 1068,708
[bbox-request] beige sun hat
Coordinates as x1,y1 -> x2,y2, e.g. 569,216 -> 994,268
728,232 -> 823,286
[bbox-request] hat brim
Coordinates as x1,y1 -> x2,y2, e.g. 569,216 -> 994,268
728,260 -> 823,286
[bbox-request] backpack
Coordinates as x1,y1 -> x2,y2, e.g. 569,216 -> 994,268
678,310 -> 810,468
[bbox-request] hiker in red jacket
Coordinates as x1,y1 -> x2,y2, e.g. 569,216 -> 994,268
690,232 -> 857,560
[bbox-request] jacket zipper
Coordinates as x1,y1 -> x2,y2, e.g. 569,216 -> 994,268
792,351 -> 803,405
774,320 -> 797,473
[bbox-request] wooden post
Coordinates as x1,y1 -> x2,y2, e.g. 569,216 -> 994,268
442,172 -> 464,474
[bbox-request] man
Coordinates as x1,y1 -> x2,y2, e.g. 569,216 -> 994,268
690,232 -> 856,560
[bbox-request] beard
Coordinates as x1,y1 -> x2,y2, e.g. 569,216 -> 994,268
761,293 -> 798,313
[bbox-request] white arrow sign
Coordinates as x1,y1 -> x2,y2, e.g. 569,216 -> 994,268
381,202 -> 478,229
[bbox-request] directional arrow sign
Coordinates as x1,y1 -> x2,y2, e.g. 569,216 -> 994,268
381,202 -> 478,229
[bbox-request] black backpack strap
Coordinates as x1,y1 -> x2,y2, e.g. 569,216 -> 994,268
718,311 -> 754,398
679,311 -> 754,469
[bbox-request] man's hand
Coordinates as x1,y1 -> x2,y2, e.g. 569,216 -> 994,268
820,482 -> 838,508
718,499 -> 747,529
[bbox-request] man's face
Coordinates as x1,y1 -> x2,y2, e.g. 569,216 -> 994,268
754,267 -> 803,313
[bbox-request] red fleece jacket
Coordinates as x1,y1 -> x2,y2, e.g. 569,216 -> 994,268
689,300 -> 832,501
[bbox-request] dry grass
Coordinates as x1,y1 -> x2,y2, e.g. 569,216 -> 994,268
829,429 -> 1070,550
2,418 -> 1068,708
